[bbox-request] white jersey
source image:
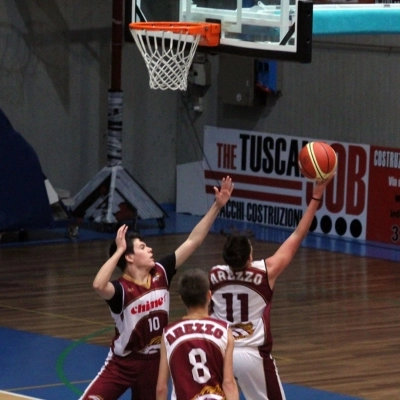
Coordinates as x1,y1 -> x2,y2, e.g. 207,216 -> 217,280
108,259 -> 175,357
209,260 -> 274,353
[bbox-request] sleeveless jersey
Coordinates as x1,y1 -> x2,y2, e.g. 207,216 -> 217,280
209,260 -> 273,354
108,257 -> 175,358
163,317 -> 229,400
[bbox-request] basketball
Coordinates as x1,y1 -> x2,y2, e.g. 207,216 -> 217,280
298,141 -> 337,180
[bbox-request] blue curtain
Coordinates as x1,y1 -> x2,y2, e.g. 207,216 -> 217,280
0,108 -> 53,231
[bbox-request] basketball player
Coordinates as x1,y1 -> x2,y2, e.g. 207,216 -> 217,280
209,175 -> 335,400
156,269 -> 239,400
79,176 -> 234,400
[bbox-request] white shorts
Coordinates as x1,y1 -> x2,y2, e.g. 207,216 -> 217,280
233,347 -> 286,400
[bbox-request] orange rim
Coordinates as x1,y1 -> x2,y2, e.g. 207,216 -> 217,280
129,21 -> 220,47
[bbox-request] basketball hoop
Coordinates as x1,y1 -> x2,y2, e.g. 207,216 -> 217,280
129,22 -> 220,91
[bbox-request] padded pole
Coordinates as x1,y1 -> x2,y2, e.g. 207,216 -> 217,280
108,0 -> 124,166
111,0 -> 124,90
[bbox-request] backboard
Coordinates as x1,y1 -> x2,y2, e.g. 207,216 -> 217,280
126,0 -> 313,63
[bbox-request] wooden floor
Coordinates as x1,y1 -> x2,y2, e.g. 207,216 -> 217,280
1,233 -> 399,400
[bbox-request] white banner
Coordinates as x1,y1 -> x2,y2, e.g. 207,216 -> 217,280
203,126 -> 370,240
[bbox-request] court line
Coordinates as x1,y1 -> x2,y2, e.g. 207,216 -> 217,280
3,382 -> 89,392
56,327 -> 113,396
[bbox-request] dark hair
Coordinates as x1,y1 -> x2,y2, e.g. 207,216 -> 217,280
222,230 -> 252,271
178,269 -> 210,308
109,231 -> 142,272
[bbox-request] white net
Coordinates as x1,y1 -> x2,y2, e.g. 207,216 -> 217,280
131,28 -> 201,91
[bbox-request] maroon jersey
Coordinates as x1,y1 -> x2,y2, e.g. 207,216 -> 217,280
79,255 -> 176,400
163,317 -> 229,400
107,255 -> 176,357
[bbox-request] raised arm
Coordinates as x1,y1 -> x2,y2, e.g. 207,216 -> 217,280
222,329 -> 240,400
266,174 -> 335,289
92,224 -> 128,300
175,176 -> 234,268
156,336 -> 169,400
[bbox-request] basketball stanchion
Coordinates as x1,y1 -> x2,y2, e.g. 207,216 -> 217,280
129,22 -> 220,91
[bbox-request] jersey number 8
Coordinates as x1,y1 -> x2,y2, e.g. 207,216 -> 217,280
189,348 -> 211,384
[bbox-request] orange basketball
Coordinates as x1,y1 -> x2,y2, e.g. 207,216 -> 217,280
298,141 -> 337,180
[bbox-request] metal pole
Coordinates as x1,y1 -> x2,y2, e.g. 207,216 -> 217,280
107,0 -> 124,167
111,0 -> 123,90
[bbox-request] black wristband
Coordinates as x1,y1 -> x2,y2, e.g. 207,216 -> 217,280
312,197 -> 322,202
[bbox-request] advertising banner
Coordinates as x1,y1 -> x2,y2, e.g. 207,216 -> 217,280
367,146 -> 400,244
203,126 -> 372,242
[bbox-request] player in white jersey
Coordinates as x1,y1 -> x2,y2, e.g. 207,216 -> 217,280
80,176 -> 234,400
156,269 -> 238,400
209,176 -> 334,400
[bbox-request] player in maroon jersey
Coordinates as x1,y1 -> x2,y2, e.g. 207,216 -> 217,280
209,176 -> 334,400
156,269 -> 238,400
80,176 -> 234,400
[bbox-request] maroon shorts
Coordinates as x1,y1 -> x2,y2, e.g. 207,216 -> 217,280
80,349 -> 160,400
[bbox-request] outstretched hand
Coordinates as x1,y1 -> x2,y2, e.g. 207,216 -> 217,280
174,176 -> 234,269
115,224 -> 128,252
213,176 -> 234,208
313,172 -> 336,198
